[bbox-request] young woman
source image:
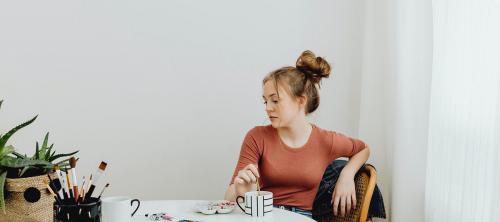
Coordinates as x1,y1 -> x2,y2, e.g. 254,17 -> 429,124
224,50 -> 370,218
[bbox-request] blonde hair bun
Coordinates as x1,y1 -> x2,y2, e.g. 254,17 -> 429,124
295,50 -> 331,83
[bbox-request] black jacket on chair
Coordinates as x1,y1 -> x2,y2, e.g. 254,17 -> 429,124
312,160 -> 386,219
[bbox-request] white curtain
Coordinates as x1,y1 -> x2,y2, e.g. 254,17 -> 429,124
425,0 -> 500,221
360,0 -> 500,221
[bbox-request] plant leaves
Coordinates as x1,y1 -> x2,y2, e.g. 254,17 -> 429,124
48,150 -> 79,162
11,151 -> 24,159
19,166 -> 31,177
0,170 -> 6,214
0,156 -> 51,168
0,145 -> 15,159
0,115 -> 38,149
35,142 -> 40,160
42,132 -> 49,151
53,156 -> 74,166
46,144 -> 54,159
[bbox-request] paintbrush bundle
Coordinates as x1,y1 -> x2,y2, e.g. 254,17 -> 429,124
48,159 -> 110,222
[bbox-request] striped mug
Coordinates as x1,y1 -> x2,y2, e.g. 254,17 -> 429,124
236,191 -> 273,217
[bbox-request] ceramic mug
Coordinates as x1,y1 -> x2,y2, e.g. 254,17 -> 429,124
101,196 -> 140,222
236,191 -> 273,217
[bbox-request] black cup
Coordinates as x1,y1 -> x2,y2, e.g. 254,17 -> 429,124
53,198 -> 101,222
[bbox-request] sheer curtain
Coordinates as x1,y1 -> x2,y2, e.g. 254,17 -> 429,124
360,0 -> 499,221
425,0 -> 500,221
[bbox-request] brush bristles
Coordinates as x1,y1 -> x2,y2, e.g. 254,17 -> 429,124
69,157 -> 77,168
98,161 -> 107,171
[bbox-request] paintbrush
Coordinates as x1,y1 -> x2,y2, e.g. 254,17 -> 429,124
66,171 -> 74,201
85,161 -> 107,199
79,176 -> 86,203
54,165 -> 69,200
83,174 -> 92,203
256,178 -> 261,196
44,181 -> 61,204
69,157 -> 79,202
97,183 -> 110,199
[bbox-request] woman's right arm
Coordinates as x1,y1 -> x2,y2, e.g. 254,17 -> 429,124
224,163 -> 260,201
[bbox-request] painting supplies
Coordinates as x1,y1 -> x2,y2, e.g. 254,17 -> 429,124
69,157 -> 79,202
54,165 -> 69,200
85,161 -> 107,199
97,183 -> 110,199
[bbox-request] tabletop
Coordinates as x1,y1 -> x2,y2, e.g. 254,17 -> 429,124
131,200 -> 316,222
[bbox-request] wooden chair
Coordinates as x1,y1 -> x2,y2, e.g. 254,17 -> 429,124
313,164 -> 377,222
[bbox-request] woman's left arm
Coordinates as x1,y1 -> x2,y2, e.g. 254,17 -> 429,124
332,145 -> 370,217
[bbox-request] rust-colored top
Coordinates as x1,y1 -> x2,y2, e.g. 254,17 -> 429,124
230,124 -> 366,210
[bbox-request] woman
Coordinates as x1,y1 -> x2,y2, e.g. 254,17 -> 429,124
224,50 -> 370,218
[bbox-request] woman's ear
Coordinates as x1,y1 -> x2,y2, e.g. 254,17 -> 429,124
297,95 -> 308,109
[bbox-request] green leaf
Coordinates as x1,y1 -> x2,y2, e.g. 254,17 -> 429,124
0,115 -> 38,148
53,156 -> 75,166
35,142 -> 40,160
47,150 -> 79,162
0,156 -> 51,168
0,170 -> 6,214
11,151 -> 24,159
0,145 -> 15,159
42,132 -> 49,150
19,166 -> 31,177
46,144 -> 54,159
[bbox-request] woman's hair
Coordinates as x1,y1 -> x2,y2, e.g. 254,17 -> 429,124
263,50 -> 331,114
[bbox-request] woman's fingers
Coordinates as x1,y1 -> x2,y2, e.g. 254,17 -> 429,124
238,171 -> 251,183
352,192 -> 357,210
340,195 -> 346,217
246,164 -> 260,178
332,192 -> 340,216
246,170 -> 257,183
346,195 -> 352,215
234,177 -> 244,184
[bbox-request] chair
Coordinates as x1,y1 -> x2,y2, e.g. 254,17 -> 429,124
313,164 -> 377,222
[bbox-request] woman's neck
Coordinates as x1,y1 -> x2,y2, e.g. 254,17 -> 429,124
277,117 -> 312,147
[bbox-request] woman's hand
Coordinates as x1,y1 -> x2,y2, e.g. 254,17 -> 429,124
331,172 -> 357,217
233,163 -> 260,196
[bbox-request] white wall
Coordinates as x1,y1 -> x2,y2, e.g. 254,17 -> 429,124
0,0 -> 367,201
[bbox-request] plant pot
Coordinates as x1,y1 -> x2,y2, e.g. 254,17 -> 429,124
0,173 -> 55,222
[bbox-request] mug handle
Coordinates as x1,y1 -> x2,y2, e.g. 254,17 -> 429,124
131,199 -> 141,217
236,196 -> 245,212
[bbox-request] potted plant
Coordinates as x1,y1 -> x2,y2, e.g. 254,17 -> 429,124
0,100 -> 78,222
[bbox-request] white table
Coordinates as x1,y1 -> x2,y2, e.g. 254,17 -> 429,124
132,200 -> 316,222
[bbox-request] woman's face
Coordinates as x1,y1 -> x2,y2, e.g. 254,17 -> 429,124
262,80 -> 306,128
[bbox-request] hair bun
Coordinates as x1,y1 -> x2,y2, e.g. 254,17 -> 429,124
295,50 -> 331,83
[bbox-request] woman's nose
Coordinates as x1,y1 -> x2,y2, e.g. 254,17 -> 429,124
265,103 -> 273,112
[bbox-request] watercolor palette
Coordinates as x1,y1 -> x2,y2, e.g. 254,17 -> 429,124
196,200 -> 236,215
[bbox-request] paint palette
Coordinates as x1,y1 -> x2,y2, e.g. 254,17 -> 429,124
196,200 -> 236,215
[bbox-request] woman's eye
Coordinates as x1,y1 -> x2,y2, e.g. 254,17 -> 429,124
263,100 -> 278,104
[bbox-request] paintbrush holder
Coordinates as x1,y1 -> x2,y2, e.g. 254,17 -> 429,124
53,198 -> 101,222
